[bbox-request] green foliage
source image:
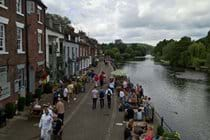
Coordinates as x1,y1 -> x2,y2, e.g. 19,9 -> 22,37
206,53 -> 210,70
35,88 -> 42,99
17,97 -> 26,111
154,31 -> 210,70
44,82 -> 53,94
25,93 -> 33,106
5,103 -> 16,119
157,125 -> 164,136
102,42 -> 153,62
163,132 -> 181,140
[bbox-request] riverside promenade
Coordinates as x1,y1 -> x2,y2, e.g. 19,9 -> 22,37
0,62 -> 125,140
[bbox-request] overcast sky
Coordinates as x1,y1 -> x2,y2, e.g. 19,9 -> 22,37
42,0 -> 210,45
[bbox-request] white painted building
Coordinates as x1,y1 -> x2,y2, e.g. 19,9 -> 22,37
46,28 -> 64,81
63,41 -> 79,77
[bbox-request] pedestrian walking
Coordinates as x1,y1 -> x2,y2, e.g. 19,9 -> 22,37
53,87 -> 59,105
39,105 -> 53,140
91,86 -> 99,109
105,87 -> 113,109
56,97 -> 65,122
94,74 -> 99,87
63,86 -> 68,102
109,78 -> 115,93
99,88 -> 105,109
99,71 -> 105,87
67,81 -> 74,102
52,115 -> 64,140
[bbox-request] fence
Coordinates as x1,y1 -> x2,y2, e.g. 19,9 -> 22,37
149,104 -> 173,132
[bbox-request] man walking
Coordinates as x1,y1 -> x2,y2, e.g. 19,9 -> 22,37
56,97 -> 65,122
52,115 -> 64,140
67,80 -> 74,102
105,87 -> 113,109
39,105 -> 53,140
99,88 -> 105,109
91,86 -> 99,109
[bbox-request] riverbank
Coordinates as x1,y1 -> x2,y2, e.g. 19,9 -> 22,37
122,58 -> 210,140
111,70 -> 180,139
156,58 -> 210,73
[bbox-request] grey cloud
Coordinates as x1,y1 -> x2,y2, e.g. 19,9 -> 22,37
43,0 -> 210,45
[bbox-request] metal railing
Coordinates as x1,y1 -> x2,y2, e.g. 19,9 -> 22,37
150,105 -> 173,132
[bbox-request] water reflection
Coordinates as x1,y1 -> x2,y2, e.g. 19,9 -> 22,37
122,56 -> 210,140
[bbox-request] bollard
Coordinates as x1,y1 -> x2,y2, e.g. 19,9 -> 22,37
161,117 -> 164,127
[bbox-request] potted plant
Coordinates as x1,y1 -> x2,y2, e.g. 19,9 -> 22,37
5,103 -> 16,119
35,88 -> 42,100
157,125 -> 164,136
17,97 -> 26,111
163,131 -> 181,140
25,93 -> 33,106
44,82 -> 52,94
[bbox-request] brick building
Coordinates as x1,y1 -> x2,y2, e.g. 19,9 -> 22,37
0,0 -> 27,105
26,0 -> 47,94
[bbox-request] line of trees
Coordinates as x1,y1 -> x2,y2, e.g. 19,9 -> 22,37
154,31 -> 210,71
102,43 -> 153,62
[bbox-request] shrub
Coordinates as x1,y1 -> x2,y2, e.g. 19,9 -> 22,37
25,93 -> 33,106
17,97 -> 26,111
157,125 -> 164,136
163,131 -> 181,140
44,82 -> 53,94
35,88 -> 42,100
5,103 -> 16,119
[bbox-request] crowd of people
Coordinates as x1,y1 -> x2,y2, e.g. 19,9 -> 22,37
36,59 -> 156,140
90,70 -> 115,110
37,67 -> 110,140
114,78 -> 155,140
38,96 -> 65,140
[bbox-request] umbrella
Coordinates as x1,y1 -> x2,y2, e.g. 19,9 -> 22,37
111,69 -> 127,77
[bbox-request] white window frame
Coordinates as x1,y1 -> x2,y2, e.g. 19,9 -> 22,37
27,1 -> 35,14
37,6 -> 42,24
16,0 -> 24,16
0,0 -> 4,5
37,29 -> 43,53
17,28 -> 23,54
0,0 -> 8,9
15,64 -> 25,93
0,16 -> 9,54
0,23 -> 5,53
0,66 -> 10,100
16,22 -> 25,54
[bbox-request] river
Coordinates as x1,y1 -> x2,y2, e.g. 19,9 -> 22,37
122,55 -> 210,140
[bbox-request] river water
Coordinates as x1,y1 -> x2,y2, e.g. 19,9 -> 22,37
122,55 -> 210,140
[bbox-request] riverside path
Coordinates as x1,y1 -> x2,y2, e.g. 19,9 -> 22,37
0,62 -> 125,140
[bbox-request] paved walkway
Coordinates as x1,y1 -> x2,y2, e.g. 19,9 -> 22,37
0,62 -> 125,140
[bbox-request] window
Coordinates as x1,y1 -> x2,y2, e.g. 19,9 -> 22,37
16,0 -> 22,13
37,9 -> 41,23
49,45 -> 52,54
18,68 -> 25,90
17,27 -> 23,53
0,66 -> 10,100
27,1 -> 35,14
15,66 -> 25,93
0,0 -> 4,5
0,23 -> 5,52
38,33 -> 42,53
